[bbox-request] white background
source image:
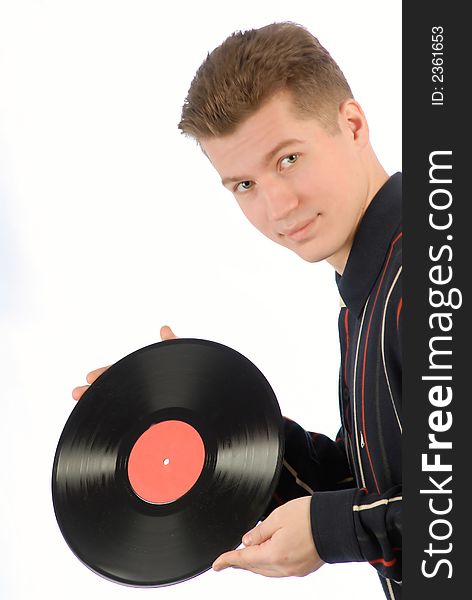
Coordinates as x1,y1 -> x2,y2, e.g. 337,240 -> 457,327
0,1 -> 401,598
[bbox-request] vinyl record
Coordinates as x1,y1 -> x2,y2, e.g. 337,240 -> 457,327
52,338 -> 284,587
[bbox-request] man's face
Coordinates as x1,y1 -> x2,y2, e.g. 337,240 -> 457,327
201,92 -> 372,272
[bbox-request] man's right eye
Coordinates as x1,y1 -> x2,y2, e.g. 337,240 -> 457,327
235,181 -> 253,193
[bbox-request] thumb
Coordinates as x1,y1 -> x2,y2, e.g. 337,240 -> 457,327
242,515 -> 278,546
160,325 -> 178,341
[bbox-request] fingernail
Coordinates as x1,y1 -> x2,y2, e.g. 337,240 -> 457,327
242,535 -> 251,545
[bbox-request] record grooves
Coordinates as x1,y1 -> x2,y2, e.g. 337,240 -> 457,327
52,339 -> 284,587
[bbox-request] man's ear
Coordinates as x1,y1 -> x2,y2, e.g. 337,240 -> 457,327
338,99 -> 369,147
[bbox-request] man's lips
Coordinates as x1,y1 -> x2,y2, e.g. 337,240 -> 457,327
280,217 -> 317,241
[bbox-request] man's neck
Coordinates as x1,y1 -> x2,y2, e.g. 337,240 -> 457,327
327,163 -> 389,276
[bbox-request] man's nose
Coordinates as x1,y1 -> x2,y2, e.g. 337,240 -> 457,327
261,179 -> 298,222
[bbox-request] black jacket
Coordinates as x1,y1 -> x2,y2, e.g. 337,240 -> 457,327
265,173 -> 402,599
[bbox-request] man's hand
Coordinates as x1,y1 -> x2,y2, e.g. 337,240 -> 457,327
212,496 -> 325,577
71,325 -> 178,401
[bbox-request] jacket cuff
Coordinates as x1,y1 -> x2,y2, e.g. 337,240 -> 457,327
310,489 -> 364,563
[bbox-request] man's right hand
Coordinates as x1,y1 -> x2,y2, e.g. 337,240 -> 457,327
71,325 -> 178,401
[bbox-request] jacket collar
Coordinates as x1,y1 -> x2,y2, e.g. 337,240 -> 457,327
336,172 -> 402,317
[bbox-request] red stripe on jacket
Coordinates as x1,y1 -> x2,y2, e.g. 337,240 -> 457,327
361,232 -> 403,494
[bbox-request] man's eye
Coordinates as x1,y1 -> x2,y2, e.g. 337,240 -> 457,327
236,181 -> 253,193
280,154 -> 299,168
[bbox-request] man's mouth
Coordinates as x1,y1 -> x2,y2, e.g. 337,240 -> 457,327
280,217 -> 317,241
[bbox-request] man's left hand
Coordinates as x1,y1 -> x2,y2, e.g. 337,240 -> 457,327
212,496 -> 325,577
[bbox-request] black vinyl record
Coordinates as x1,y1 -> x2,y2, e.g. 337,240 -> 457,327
52,338 -> 284,587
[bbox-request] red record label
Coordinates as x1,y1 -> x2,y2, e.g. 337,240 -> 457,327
127,420 -> 205,504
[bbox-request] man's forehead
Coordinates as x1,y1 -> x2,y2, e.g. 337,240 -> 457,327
201,104 -> 315,175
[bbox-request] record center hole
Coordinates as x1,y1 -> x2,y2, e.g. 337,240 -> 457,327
163,458 -> 170,466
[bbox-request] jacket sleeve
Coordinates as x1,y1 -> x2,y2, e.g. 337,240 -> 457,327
263,417 -> 355,517
311,485 -> 402,582
263,416 -> 402,583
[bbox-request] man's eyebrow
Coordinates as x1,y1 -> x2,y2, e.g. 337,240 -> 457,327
221,138 -> 304,187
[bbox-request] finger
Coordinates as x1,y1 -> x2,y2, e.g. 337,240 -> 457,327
213,545 -> 276,576
212,550 -> 239,572
72,385 -> 89,401
160,325 -> 178,341
212,547 -> 256,572
86,366 -> 110,384
243,514 -> 279,546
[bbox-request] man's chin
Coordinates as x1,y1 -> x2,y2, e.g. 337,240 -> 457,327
270,235 -> 331,264
291,248 -> 326,263
290,246 -> 327,264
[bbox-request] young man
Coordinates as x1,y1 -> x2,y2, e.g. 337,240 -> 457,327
73,22 -> 402,599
